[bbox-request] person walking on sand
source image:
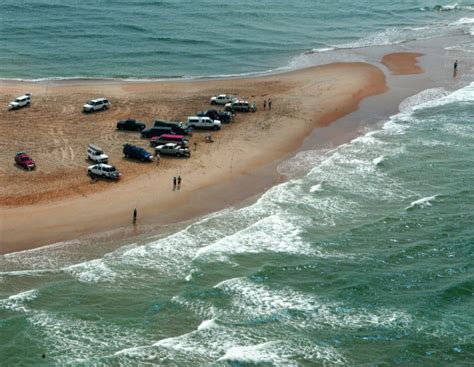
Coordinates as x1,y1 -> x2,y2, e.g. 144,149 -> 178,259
177,175 -> 181,189
133,208 -> 137,224
156,152 -> 160,165
173,176 -> 177,190
268,98 -> 272,110
263,99 -> 266,109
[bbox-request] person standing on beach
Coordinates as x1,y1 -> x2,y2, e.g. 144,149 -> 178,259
177,175 -> 181,189
263,99 -> 266,109
454,60 -> 458,77
268,98 -> 272,110
133,208 -> 137,224
173,176 -> 177,190
156,152 -> 160,165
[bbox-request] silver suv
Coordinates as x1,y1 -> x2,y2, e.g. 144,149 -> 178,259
83,98 -> 111,112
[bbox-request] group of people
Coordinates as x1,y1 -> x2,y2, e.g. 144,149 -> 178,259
133,96 -> 279,224
173,175 -> 182,190
263,98 -> 272,110
132,175 -> 183,224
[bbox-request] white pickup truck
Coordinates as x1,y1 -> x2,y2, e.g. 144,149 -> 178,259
186,116 -> 221,130
210,94 -> 236,105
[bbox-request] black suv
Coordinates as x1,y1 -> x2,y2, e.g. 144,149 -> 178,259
196,109 -> 233,123
141,126 -> 176,139
117,119 -> 146,131
153,119 -> 192,135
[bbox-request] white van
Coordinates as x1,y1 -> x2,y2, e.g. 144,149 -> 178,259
87,144 -> 109,163
186,116 -> 221,130
8,93 -> 31,110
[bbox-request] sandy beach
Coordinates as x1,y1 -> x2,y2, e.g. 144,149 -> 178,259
381,52 -> 424,75
0,56 -> 427,254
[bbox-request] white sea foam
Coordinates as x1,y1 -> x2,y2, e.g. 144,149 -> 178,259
63,258 -> 117,283
28,312 -> 145,364
309,183 -> 323,192
0,289 -> 38,313
218,342 -> 297,366
372,155 -> 385,166
450,17 -> 474,26
197,319 -> 218,330
406,195 -> 439,210
399,88 -> 449,114
193,214 -> 313,263
214,278 -> 412,330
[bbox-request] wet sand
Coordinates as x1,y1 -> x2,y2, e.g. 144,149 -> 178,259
381,52 -> 424,75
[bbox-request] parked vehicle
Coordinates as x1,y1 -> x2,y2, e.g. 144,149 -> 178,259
141,126 -> 176,139
225,100 -> 256,112
123,144 -> 153,161
155,143 -> 191,157
186,116 -> 221,130
8,93 -> 31,110
210,94 -> 236,105
87,144 -> 109,163
116,118 -> 146,131
83,98 -> 111,112
197,109 -> 232,123
14,151 -> 36,170
87,163 -> 121,180
153,119 -> 192,135
150,134 -> 188,147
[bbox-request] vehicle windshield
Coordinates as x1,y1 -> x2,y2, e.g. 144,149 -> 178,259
21,157 -> 30,161
87,100 -> 93,105
109,167 -> 116,171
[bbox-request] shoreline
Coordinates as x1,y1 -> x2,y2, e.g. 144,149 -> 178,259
0,58 -> 416,254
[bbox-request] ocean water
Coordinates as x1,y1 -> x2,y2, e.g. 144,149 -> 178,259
2,1 -> 474,366
1,0 -> 474,79
2,82 -> 473,365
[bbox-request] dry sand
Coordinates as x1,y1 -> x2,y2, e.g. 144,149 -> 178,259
381,52 -> 424,75
1,62 -> 390,253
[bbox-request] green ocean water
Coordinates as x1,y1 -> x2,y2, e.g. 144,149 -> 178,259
1,83 -> 473,365
0,0 -> 473,79
1,0 -> 474,365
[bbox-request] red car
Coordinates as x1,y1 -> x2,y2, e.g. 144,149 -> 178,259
15,152 -> 36,170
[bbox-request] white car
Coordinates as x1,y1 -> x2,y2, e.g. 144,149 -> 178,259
155,143 -> 191,157
210,94 -> 236,105
87,144 -> 109,163
186,116 -> 221,130
8,93 -> 31,110
87,163 -> 121,180
83,98 -> 111,112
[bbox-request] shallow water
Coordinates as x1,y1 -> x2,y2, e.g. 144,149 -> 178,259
1,1 -> 474,365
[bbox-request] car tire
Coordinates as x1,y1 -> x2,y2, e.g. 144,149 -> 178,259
211,101 -> 216,105
212,126 -> 219,130
177,153 -> 181,157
